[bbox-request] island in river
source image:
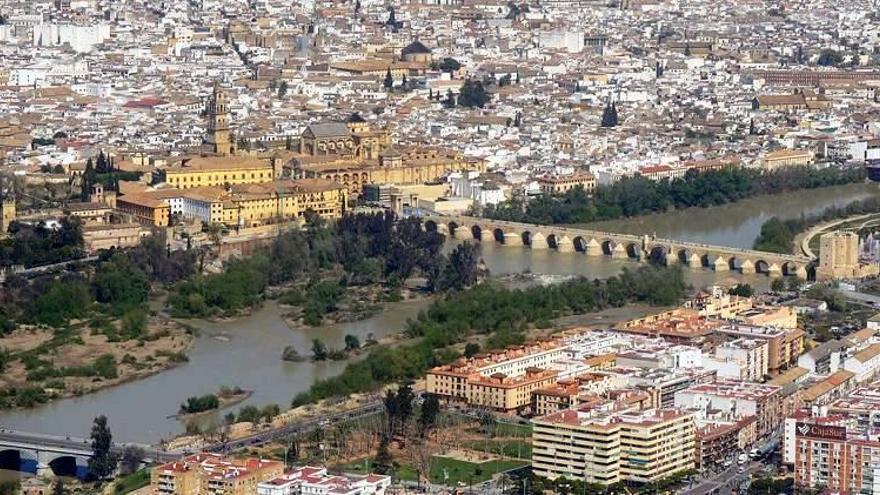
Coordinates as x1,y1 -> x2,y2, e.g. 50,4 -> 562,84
0,313 -> 192,409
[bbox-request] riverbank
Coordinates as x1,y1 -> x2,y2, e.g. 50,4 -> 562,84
0,314 -> 193,409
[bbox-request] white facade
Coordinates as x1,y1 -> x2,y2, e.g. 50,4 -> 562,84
32,23 -> 111,53
538,29 -> 584,53
674,390 -> 759,419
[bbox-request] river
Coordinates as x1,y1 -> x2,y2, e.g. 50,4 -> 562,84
1,182 -> 877,444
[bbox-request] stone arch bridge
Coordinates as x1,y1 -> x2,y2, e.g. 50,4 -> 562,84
423,215 -> 812,279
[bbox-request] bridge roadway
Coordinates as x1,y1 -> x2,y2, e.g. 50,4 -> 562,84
425,215 -> 812,278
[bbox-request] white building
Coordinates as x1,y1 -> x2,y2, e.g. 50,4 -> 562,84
257,467 -> 390,495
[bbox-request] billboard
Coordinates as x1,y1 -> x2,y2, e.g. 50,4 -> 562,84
796,422 -> 846,441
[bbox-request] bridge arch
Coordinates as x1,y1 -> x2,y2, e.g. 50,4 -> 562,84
625,242 -> 642,260
601,240 -> 616,256
47,455 -> 79,477
728,256 -> 742,271
492,228 -> 506,243
0,448 -> 38,474
647,245 -> 669,265
783,262 -> 807,279
755,260 -> 771,275
471,225 -> 483,241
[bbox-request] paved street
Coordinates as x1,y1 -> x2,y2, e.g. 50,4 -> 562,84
680,461 -> 763,495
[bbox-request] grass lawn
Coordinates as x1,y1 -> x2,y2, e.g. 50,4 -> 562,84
428,456 -> 527,485
114,468 -> 151,494
465,439 -> 532,460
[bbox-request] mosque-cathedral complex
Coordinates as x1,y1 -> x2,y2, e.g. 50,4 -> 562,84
106,83 -> 484,229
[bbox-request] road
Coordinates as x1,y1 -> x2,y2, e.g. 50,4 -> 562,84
798,213 -> 880,258
206,402 -> 384,453
680,460 -> 763,495
841,289 -> 880,306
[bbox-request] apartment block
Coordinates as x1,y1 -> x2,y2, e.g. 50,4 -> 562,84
532,408 -> 695,485
152,453 -> 284,495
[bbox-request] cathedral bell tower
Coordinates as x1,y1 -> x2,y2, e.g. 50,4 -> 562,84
205,82 -> 233,155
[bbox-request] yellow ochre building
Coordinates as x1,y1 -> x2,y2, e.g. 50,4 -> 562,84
289,115 -> 486,197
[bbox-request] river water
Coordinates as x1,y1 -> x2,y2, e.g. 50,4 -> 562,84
2,182 -> 877,444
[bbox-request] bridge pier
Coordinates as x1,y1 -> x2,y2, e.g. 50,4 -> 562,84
711,256 -> 729,272
502,232 -> 523,246
686,253 -> 702,268
36,462 -> 53,479
610,243 -> 628,260
767,263 -> 783,278
529,233 -> 549,249
480,229 -> 494,242
795,265 -> 808,280
740,260 -> 756,274
453,227 -> 472,241
585,239 -> 602,256
556,235 -> 574,253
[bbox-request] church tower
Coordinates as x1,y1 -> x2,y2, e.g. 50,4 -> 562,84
205,82 -> 233,155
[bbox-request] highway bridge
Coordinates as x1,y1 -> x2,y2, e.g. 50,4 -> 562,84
424,215 -> 813,279
0,429 -> 177,478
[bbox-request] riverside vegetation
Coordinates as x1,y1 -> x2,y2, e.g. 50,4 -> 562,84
167,212 -> 484,323
0,222 -> 196,409
483,165 -> 866,224
293,263 -> 688,406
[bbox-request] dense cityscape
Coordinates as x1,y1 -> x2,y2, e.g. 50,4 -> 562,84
4,0 -> 880,494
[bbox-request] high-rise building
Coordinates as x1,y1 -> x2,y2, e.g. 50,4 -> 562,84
205,82 -> 233,156
532,408 -> 695,485
793,417 -> 880,494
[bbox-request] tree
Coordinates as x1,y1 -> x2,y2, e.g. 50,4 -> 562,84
401,74 -> 408,89
87,415 -> 118,480
437,58 -> 461,73
443,89 -> 456,108
383,68 -> 394,89
435,242 -> 481,291
277,81 -> 288,98
354,0 -> 361,13
119,446 -> 145,475
457,80 -> 490,108
728,284 -> 755,297
600,102 -> 618,128
344,334 -> 361,351
80,158 -> 95,201
52,479 -> 64,495
311,338 -> 329,360
817,49 -> 844,67
373,435 -> 393,474
770,278 -> 786,292
418,395 -> 440,436
464,342 -> 480,358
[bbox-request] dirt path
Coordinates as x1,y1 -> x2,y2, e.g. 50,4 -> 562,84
797,213 -> 880,258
